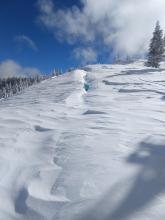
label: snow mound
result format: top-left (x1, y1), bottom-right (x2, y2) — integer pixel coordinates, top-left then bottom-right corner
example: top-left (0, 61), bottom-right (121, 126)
top-left (0, 61), bottom-right (165, 219)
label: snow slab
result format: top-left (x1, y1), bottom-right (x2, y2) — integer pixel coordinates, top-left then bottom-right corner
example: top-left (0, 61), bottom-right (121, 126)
top-left (0, 61), bottom-right (165, 219)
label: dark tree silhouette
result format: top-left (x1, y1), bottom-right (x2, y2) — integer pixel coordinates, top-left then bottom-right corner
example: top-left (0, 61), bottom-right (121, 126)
top-left (146, 21), bottom-right (164, 68)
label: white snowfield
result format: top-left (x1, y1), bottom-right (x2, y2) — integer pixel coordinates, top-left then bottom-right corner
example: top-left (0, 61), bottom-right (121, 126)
top-left (0, 60), bottom-right (165, 220)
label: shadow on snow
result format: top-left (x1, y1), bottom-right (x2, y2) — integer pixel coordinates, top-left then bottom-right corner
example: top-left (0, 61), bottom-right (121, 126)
top-left (76, 137), bottom-right (165, 220)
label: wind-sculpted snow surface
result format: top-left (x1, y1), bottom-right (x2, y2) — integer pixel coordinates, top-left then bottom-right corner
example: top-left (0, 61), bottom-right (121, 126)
top-left (0, 62), bottom-right (165, 219)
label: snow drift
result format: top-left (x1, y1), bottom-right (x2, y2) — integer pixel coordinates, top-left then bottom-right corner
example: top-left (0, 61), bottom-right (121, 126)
top-left (0, 61), bottom-right (165, 219)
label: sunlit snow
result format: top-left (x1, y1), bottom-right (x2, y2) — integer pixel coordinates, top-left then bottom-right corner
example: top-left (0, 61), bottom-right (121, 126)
top-left (0, 61), bottom-right (165, 219)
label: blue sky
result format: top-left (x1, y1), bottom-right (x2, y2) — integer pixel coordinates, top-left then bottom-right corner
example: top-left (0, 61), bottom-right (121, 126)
top-left (0, 0), bottom-right (164, 76)
top-left (0, 0), bottom-right (82, 74)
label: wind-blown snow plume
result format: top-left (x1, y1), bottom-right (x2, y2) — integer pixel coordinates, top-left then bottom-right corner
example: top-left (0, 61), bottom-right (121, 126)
top-left (0, 60), bottom-right (41, 78)
top-left (73, 47), bottom-right (97, 64)
top-left (37, 0), bottom-right (165, 61)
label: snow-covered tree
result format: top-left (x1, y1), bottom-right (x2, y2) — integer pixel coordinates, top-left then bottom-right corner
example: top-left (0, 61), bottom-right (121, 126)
top-left (114, 53), bottom-right (121, 64)
top-left (0, 76), bottom-right (44, 100)
top-left (146, 21), bottom-right (164, 68)
top-left (163, 36), bottom-right (165, 52)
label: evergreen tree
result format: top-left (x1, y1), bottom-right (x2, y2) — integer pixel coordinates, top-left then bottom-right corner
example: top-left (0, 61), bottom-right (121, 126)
top-left (0, 76), bottom-right (44, 100)
top-left (163, 36), bottom-right (165, 52)
top-left (115, 53), bottom-right (121, 64)
top-left (146, 21), bottom-right (164, 68)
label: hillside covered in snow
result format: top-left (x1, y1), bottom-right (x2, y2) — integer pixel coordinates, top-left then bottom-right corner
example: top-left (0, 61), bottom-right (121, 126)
top-left (1, 60), bottom-right (165, 220)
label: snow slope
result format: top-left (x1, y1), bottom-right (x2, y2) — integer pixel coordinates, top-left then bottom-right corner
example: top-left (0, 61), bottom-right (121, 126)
top-left (0, 61), bottom-right (165, 220)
